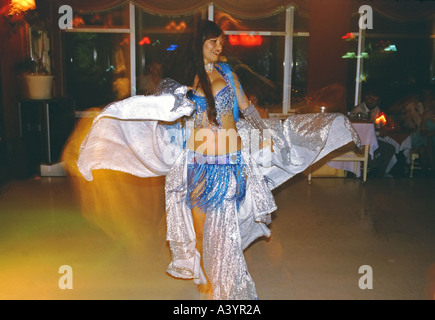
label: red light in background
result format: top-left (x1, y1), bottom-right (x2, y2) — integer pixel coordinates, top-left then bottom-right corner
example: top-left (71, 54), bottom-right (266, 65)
top-left (165, 21), bottom-right (187, 31)
top-left (241, 34), bottom-right (262, 46)
top-left (341, 32), bottom-right (355, 40)
top-left (229, 35), bottom-right (240, 46)
top-left (229, 34), bottom-right (262, 47)
top-left (375, 112), bottom-right (387, 126)
top-left (139, 37), bottom-right (151, 45)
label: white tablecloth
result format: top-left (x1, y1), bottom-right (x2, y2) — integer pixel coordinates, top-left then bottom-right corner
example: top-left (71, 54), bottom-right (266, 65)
top-left (327, 122), bottom-right (379, 177)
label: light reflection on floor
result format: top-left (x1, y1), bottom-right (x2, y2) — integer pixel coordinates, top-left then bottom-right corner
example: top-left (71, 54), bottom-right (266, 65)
top-left (1, 174), bottom-right (435, 300)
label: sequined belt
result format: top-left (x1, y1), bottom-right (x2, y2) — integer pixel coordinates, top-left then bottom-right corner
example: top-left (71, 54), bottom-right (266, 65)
top-left (186, 150), bottom-right (246, 213)
top-left (187, 150), bottom-right (245, 165)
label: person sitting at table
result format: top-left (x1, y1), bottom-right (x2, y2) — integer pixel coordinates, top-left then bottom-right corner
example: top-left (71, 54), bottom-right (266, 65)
top-left (401, 93), bottom-right (426, 134)
top-left (351, 91), bottom-right (396, 177)
top-left (351, 91), bottom-right (381, 121)
top-left (412, 97), bottom-right (435, 174)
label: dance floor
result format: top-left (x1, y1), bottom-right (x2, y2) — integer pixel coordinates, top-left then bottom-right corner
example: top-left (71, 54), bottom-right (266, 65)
top-left (1, 172), bottom-right (435, 300)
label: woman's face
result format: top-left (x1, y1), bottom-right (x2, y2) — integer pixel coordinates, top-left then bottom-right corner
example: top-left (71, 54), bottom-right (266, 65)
top-left (203, 35), bottom-right (224, 65)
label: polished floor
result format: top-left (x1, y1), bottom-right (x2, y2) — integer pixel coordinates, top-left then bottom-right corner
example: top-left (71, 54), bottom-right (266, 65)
top-left (0, 170), bottom-right (434, 300)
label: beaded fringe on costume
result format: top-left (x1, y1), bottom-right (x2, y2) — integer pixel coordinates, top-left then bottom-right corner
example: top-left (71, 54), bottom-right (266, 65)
top-left (165, 149), bottom-right (276, 300)
top-left (185, 151), bottom-right (246, 213)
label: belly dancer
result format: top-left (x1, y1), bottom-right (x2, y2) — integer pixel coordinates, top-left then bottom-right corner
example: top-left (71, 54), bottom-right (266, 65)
top-left (76, 20), bottom-right (361, 300)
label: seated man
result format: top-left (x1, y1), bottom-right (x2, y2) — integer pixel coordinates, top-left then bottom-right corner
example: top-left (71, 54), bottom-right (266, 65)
top-left (352, 92), bottom-right (396, 177)
top-left (351, 92), bottom-right (381, 121)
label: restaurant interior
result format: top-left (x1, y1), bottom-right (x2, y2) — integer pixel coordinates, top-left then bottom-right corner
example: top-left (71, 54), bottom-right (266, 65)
top-left (0, 0), bottom-right (435, 300)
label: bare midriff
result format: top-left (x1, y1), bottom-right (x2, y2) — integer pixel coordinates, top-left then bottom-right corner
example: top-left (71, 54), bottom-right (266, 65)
top-left (186, 113), bottom-right (242, 155)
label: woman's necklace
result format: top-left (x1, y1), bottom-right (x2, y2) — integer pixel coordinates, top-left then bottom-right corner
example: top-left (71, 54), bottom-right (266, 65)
top-left (205, 62), bottom-right (214, 73)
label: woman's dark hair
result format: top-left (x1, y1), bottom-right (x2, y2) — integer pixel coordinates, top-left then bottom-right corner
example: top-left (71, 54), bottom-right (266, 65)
top-left (185, 20), bottom-right (223, 125)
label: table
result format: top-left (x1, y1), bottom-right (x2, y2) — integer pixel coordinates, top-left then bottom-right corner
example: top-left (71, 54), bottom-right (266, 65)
top-left (325, 121), bottom-right (378, 182)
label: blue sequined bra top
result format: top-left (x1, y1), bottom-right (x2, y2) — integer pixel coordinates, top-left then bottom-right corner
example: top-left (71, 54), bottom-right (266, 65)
top-left (187, 64), bottom-right (236, 130)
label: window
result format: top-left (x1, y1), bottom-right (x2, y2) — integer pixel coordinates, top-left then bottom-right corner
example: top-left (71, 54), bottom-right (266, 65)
top-left (349, 11), bottom-right (432, 110)
top-left (61, 3), bottom-right (308, 115)
top-left (290, 11), bottom-right (310, 113)
top-left (70, 5), bottom-right (129, 29)
top-left (213, 6), bottom-right (309, 114)
top-left (135, 9), bottom-right (204, 95)
top-left (215, 8), bottom-right (285, 113)
top-left (62, 3), bottom-right (132, 111)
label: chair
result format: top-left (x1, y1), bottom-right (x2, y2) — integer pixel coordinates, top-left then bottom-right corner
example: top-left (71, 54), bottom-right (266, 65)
top-left (307, 144), bottom-right (370, 183)
top-left (409, 149), bottom-right (420, 178)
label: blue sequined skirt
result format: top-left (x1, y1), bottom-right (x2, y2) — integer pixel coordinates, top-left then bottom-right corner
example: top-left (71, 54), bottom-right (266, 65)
top-left (186, 150), bottom-right (246, 213)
